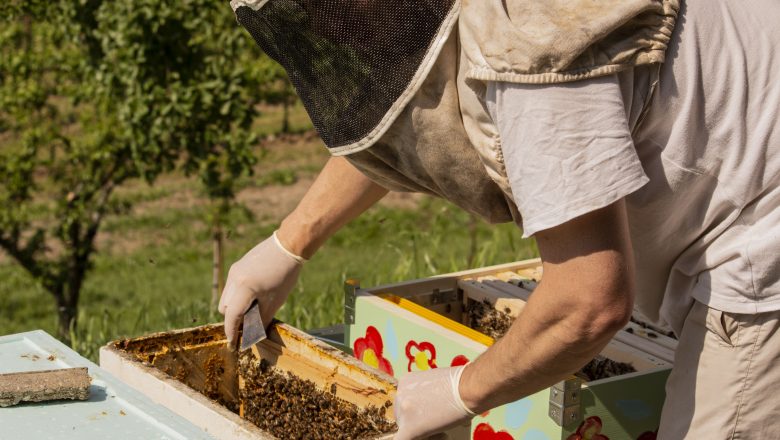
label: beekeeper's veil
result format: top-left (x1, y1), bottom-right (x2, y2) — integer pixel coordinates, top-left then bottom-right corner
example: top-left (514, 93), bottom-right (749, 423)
top-left (230, 0), bottom-right (459, 155)
top-left (231, 0), bottom-right (520, 224)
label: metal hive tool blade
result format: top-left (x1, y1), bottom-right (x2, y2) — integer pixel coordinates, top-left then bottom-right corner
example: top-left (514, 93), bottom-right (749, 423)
top-left (240, 301), bottom-right (266, 351)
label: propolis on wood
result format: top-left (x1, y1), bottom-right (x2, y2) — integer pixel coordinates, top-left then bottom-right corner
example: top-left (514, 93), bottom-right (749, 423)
top-left (101, 322), bottom-right (397, 440)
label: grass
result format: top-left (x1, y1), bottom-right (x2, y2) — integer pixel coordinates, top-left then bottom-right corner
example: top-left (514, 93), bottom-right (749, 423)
top-left (0, 104), bottom-right (539, 362)
top-left (253, 101), bottom-right (314, 137)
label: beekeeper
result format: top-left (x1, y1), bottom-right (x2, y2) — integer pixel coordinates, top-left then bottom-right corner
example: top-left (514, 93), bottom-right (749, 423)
top-left (220, 0), bottom-right (780, 438)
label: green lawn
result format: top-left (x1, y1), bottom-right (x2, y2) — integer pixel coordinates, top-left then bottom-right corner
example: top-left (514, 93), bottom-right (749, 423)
top-left (0, 105), bottom-right (538, 361)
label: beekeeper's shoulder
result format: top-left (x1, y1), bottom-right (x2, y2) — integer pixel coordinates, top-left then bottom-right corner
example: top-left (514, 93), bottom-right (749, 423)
top-left (459, 0), bottom-right (680, 84)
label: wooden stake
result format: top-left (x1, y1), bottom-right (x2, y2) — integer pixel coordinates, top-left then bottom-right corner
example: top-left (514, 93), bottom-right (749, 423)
top-left (211, 224), bottom-right (225, 311)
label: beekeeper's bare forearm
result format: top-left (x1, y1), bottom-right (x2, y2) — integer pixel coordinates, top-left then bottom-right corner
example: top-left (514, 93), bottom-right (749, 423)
top-left (459, 201), bottom-right (635, 412)
top-left (278, 157), bottom-right (388, 259)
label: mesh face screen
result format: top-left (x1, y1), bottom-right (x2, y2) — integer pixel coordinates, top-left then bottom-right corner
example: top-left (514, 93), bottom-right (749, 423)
top-left (235, 0), bottom-right (456, 150)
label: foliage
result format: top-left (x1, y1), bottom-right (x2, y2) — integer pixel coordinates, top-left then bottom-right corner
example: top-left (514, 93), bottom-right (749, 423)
top-left (0, 0), bottom-right (267, 341)
top-left (0, 191), bottom-right (536, 362)
top-left (0, 0), bottom-right (50, 20)
top-left (0, 5), bottom-right (110, 341)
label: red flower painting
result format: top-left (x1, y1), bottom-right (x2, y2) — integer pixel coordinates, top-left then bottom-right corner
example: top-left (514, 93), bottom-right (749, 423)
top-left (473, 423), bottom-right (515, 440)
top-left (405, 340), bottom-right (437, 372)
top-left (450, 355), bottom-right (469, 367)
top-left (566, 416), bottom-right (609, 440)
top-left (353, 326), bottom-right (394, 376)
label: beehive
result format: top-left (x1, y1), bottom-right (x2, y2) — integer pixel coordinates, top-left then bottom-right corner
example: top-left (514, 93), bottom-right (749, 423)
top-left (100, 322), bottom-right (397, 440)
top-left (346, 258), bottom-right (677, 440)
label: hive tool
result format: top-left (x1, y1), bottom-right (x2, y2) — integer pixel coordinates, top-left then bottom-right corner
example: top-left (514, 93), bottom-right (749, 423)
top-left (240, 300), bottom-right (267, 351)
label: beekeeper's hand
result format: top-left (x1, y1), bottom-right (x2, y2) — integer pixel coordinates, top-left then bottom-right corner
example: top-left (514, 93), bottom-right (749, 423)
top-left (394, 365), bottom-right (476, 440)
top-left (219, 231), bottom-right (306, 346)
top-left (217, 157), bottom-right (388, 345)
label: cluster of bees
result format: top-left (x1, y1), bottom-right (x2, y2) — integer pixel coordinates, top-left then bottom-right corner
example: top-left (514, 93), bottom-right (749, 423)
top-left (238, 355), bottom-right (396, 439)
top-left (466, 299), bottom-right (635, 381)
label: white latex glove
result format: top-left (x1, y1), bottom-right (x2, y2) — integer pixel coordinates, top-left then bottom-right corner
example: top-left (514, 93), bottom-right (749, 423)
top-left (219, 231), bottom-right (306, 346)
top-left (394, 365), bottom-right (476, 440)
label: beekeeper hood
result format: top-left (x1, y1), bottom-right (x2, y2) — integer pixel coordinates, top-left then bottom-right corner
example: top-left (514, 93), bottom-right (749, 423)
top-left (231, 0), bottom-right (458, 154)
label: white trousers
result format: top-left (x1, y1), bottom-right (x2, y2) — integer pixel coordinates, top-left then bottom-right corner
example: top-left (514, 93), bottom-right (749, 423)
top-left (659, 300), bottom-right (780, 439)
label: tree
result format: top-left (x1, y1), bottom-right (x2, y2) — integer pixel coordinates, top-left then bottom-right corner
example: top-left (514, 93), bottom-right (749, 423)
top-left (92, 0), bottom-right (264, 311)
top-left (0, 0), bottom-right (264, 341)
top-left (0, 2), bottom-right (117, 341)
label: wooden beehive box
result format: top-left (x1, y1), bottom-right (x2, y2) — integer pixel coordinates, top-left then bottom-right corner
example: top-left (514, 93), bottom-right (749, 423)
top-left (100, 322), bottom-right (397, 440)
top-left (346, 258), bottom-right (677, 440)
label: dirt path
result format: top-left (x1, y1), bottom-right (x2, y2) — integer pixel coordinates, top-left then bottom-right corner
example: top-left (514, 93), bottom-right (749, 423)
top-left (0, 132), bottom-right (428, 263)
top-left (95, 132), bottom-right (424, 256)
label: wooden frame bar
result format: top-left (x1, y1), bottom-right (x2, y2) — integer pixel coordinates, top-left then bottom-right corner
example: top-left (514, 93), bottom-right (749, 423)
top-left (101, 323), bottom-right (396, 440)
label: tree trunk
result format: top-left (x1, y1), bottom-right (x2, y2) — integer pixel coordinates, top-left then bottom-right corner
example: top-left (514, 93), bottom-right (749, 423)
top-left (23, 16), bottom-right (32, 52)
top-left (55, 296), bottom-right (77, 344)
top-left (52, 255), bottom-right (87, 345)
top-left (211, 223), bottom-right (225, 310)
top-left (281, 95), bottom-right (291, 134)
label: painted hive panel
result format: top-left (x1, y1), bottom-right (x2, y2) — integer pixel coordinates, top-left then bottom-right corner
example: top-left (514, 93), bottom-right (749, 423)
top-left (348, 259), bottom-right (675, 440)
